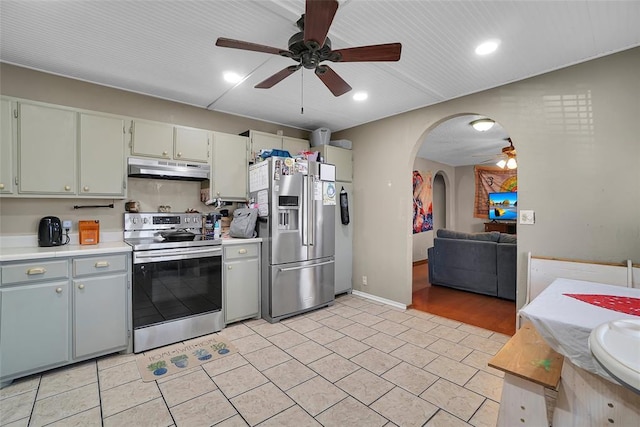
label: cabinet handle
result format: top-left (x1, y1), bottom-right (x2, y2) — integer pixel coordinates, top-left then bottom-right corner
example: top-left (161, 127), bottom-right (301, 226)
top-left (95, 261), bottom-right (110, 268)
top-left (55, 287), bottom-right (63, 294)
top-left (238, 249), bottom-right (247, 254)
top-left (83, 186), bottom-right (90, 192)
top-left (0, 183), bottom-right (4, 190)
top-left (162, 151), bottom-right (169, 156)
top-left (228, 265), bottom-right (232, 270)
top-left (27, 267), bottom-right (46, 275)
top-left (78, 284), bottom-right (85, 290)
top-left (64, 185), bottom-right (71, 191)
top-left (176, 152), bottom-right (182, 157)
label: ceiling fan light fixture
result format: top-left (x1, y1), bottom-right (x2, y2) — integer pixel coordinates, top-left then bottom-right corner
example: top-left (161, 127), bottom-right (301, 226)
top-left (506, 157), bottom-right (518, 169)
top-left (496, 159), bottom-right (507, 169)
top-left (470, 118), bottom-right (495, 132)
top-left (223, 71), bottom-right (242, 83)
top-left (353, 91), bottom-right (368, 101)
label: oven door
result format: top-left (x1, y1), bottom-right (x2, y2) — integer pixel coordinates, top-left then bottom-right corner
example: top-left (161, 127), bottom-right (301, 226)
top-left (132, 246), bottom-right (223, 352)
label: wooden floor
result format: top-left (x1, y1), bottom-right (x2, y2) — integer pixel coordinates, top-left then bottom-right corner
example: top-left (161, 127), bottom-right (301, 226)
top-left (411, 261), bottom-right (516, 336)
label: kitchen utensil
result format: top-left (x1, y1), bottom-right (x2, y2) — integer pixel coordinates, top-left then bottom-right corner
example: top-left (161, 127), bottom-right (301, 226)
top-left (159, 230), bottom-right (195, 241)
top-left (38, 216), bottom-right (63, 247)
top-left (125, 201), bottom-right (140, 212)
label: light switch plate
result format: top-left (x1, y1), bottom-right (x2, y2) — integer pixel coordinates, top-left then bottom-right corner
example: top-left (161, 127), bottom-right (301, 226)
top-left (519, 210), bottom-right (535, 225)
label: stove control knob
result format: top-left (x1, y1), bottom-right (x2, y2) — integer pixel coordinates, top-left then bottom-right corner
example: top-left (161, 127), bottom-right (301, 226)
top-left (132, 218), bottom-right (138, 224)
top-left (143, 218), bottom-right (149, 224)
top-left (194, 217), bottom-right (200, 223)
top-left (185, 218), bottom-right (191, 223)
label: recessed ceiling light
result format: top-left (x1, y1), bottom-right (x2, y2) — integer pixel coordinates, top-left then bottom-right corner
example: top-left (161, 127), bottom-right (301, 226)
top-left (353, 91), bottom-right (368, 101)
top-left (223, 72), bottom-right (242, 83)
top-left (475, 40), bottom-right (500, 56)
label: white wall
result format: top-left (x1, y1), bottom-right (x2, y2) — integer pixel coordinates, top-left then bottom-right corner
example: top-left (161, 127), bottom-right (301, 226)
top-left (337, 48), bottom-right (640, 308)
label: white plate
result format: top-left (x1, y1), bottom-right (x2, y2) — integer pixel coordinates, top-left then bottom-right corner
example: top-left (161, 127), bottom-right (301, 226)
top-left (589, 319), bottom-right (640, 392)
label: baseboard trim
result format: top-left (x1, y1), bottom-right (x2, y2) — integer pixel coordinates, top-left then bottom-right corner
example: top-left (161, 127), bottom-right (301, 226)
top-left (352, 290), bottom-right (407, 310)
top-left (413, 259), bottom-right (428, 267)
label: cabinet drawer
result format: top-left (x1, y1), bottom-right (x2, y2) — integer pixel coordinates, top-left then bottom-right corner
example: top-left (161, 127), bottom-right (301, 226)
top-left (224, 244), bottom-right (259, 260)
top-left (2, 260), bottom-right (69, 285)
top-left (73, 254), bottom-right (128, 276)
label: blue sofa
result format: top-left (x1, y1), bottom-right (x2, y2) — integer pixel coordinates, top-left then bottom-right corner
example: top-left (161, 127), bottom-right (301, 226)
top-left (427, 229), bottom-right (516, 300)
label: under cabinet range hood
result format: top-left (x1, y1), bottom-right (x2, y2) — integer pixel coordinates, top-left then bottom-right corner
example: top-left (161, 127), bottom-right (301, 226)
top-left (127, 157), bottom-right (210, 181)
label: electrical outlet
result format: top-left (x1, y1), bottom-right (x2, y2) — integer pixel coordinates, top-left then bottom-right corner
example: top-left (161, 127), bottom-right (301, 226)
top-left (62, 220), bottom-right (72, 229)
top-left (362, 275), bottom-right (368, 286)
top-left (519, 210), bottom-right (535, 225)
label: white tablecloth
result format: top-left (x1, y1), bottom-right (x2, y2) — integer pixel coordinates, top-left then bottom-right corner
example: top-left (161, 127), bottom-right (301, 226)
top-left (519, 278), bottom-right (640, 382)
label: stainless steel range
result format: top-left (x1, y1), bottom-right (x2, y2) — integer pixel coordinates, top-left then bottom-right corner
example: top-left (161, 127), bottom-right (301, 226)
top-left (124, 212), bottom-right (223, 353)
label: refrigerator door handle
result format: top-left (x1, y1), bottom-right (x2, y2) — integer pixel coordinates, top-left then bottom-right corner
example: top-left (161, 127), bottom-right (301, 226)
top-left (309, 175), bottom-right (315, 246)
top-left (278, 260), bottom-right (334, 272)
top-left (302, 175), bottom-right (308, 245)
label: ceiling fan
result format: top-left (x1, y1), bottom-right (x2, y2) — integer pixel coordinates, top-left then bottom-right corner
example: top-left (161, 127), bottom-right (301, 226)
top-left (215, 0), bottom-right (402, 97)
top-left (477, 138), bottom-right (518, 169)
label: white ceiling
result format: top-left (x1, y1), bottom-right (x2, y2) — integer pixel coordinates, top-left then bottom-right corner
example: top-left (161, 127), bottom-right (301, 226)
top-left (1, 1), bottom-right (639, 165)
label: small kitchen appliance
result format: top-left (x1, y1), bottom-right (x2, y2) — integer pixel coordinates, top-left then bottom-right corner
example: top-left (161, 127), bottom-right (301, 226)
top-left (38, 216), bottom-right (63, 247)
top-left (78, 220), bottom-right (100, 245)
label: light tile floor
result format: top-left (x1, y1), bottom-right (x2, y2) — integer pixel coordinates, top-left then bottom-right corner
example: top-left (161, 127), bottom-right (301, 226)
top-left (0, 294), bottom-right (512, 427)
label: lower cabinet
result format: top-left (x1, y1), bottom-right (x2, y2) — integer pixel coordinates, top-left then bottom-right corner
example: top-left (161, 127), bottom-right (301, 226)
top-left (0, 252), bottom-right (131, 385)
top-left (0, 281), bottom-right (70, 380)
top-left (223, 243), bottom-right (260, 324)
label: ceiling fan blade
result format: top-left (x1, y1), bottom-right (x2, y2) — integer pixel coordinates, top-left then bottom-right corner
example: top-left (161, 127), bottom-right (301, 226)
top-left (216, 38), bottom-right (286, 56)
top-left (304, 0), bottom-right (338, 49)
top-left (255, 65), bottom-right (300, 89)
top-left (331, 43), bottom-right (402, 62)
top-left (315, 65), bottom-right (352, 97)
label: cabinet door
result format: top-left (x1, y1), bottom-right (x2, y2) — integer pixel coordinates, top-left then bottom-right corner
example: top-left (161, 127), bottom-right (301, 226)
top-left (251, 131), bottom-right (282, 161)
top-left (1, 98), bottom-right (15, 194)
top-left (18, 102), bottom-right (76, 194)
top-left (212, 132), bottom-right (248, 200)
top-left (175, 126), bottom-right (209, 163)
top-left (73, 273), bottom-right (128, 359)
top-left (282, 136), bottom-right (310, 156)
top-left (131, 119), bottom-right (173, 159)
top-left (224, 257), bottom-right (259, 324)
top-left (0, 281), bottom-right (70, 379)
top-left (322, 145), bottom-right (352, 182)
top-left (79, 113), bottom-right (126, 197)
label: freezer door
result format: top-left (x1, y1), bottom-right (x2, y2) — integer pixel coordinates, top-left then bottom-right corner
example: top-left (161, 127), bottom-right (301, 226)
top-left (269, 258), bottom-right (335, 319)
top-left (271, 170), bottom-right (307, 264)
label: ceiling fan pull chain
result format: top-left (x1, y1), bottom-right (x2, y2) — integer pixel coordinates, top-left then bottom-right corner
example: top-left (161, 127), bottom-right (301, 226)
top-left (300, 67), bottom-right (304, 114)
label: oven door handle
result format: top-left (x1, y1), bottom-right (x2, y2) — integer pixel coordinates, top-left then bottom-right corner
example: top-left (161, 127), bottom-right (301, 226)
top-left (135, 247), bottom-right (222, 260)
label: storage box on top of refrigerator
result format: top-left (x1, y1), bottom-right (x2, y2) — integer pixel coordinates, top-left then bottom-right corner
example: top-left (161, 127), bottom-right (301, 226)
top-left (249, 157), bottom-right (336, 323)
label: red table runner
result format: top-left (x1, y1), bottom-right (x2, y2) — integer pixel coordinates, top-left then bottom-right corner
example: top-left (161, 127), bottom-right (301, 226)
top-left (564, 294), bottom-right (640, 316)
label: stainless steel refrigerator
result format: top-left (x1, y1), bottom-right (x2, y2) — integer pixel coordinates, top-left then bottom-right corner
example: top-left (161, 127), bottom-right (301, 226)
top-left (249, 157), bottom-right (336, 323)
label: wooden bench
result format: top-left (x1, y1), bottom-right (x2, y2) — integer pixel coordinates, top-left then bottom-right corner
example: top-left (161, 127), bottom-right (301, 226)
top-left (489, 323), bottom-right (564, 427)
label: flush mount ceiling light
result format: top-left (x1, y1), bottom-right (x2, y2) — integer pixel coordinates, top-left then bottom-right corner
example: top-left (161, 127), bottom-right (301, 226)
top-left (470, 118), bottom-right (495, 132)
top-left (223, 72), bottom-right (242, 83)
top-left (475, 40), bottom-right (500, 56)
top-left (353, 91), bottom-right (368, 101)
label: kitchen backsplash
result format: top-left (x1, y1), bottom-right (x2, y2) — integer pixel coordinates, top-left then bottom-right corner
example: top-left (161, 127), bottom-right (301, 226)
top-left (0, 178), bottom-right (222, 236)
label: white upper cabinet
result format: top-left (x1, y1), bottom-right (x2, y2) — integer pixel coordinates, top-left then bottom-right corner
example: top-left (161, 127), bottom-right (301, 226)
top-left (175, 126), bottom-right (209, 163)
top-left (131, 119), bottom-right (209, 163)
top-left (18, 102), bottom-right (77, 194)
top-left (248, 130), bottom-right (309, 162)
top-left (210, 132), bottom-right (248, 201)
top-left (282, 136), bottom-right (310, 157)
top-left (79, 113), bottom-right (126, 197)
top-left (0, 98), bottom-right (15, 194)
top-left (321, 145), bottom-right (352, 182)
top-left (130, 119), bottom-right (174, 159)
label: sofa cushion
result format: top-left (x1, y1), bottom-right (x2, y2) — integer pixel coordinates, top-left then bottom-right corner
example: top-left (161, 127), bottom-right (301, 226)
top-left (498, 233), bottom-right (517, 244)
top-left (436, 229), bottom-right (500, 242)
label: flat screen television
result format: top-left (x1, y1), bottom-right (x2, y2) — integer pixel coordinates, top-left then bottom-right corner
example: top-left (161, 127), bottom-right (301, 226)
top-left (488, 191), bottom-right (517, 221)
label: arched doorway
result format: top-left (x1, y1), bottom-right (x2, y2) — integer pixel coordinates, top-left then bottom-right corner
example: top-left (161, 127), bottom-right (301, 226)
top-left (411, 114), bottom-right (517, 335)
